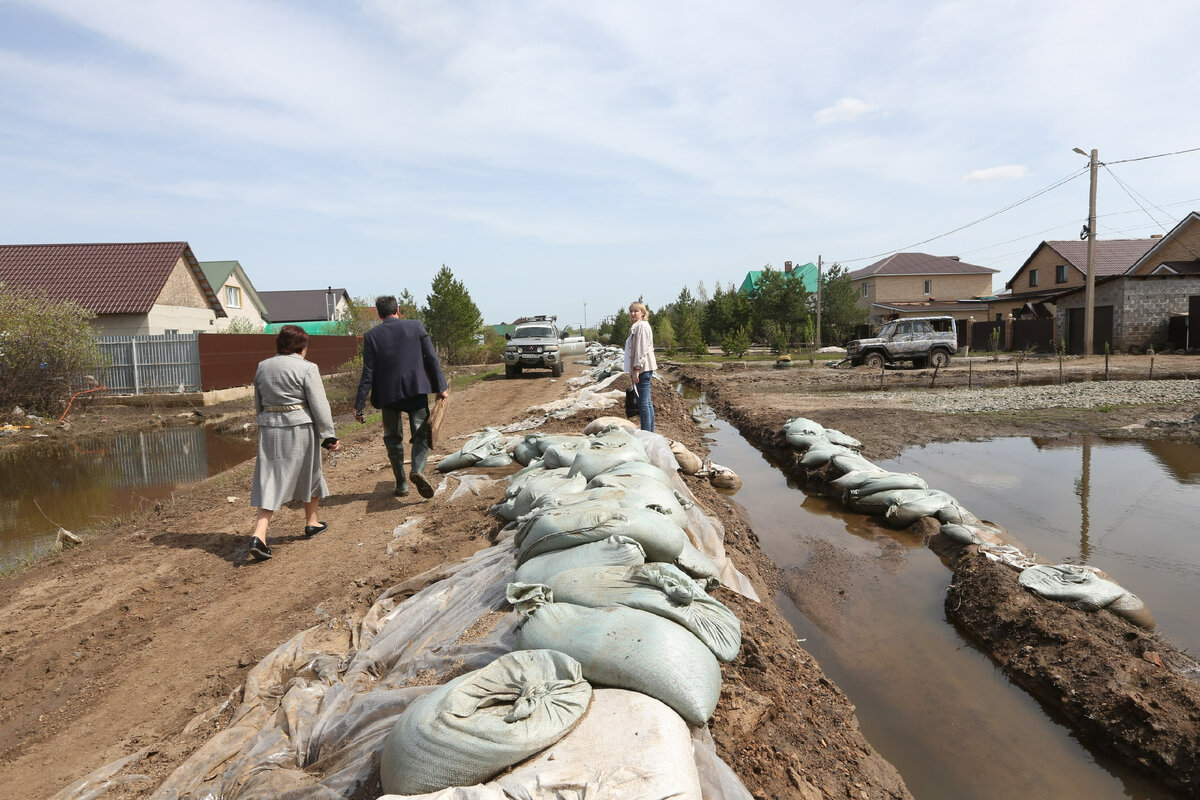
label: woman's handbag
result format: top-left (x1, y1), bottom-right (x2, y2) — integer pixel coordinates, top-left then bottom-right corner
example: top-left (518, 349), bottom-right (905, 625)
top-left (624, 386), bottom-right (639, 418)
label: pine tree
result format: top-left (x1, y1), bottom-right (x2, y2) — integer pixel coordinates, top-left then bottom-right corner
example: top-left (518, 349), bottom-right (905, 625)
top-left (422, 265), bottom-right (483, 364)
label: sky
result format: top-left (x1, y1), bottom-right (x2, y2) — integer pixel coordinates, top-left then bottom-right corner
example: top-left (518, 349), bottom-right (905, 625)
top-left (3, 0), bottom-right (1200, 329)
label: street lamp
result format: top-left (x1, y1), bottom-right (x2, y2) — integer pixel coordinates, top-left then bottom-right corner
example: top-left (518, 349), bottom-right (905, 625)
top-left (1073, 147), bottom-right (1098, 355)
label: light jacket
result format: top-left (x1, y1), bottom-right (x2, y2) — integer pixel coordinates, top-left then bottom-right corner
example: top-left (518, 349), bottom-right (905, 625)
top-left (624, 319), bottom-right (657, 375)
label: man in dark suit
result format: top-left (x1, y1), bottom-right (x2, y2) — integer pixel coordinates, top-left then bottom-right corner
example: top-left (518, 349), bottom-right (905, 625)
top-left (355, 295), bottom-right (449, 498)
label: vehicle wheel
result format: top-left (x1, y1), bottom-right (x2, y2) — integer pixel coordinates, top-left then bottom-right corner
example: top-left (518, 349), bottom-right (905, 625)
top-left (864, 352), bottom-right (885, 370)
top-left (552, 361), bottom-right (563, 377)
top-left (505, 365), bottom-right (517, 379)
top-left (930, 350), bottom-right (951, 368)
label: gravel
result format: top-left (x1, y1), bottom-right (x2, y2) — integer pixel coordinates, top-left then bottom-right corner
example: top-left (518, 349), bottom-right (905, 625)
top-left (858, 379), bottom-right (1200, 414)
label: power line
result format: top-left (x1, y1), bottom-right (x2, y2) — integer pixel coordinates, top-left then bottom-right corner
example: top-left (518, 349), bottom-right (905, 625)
top-left (1106, 145), bottom-right (1200, 165)
top-left (838, 167), bottom-right (1089, 265)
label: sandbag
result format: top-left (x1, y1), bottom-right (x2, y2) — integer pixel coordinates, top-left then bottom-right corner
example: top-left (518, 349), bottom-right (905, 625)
top-left (844, 472), bottom-right (929, 501)
top-left (494, 469), bottom-right (586, 522)
top-left (1018, 564), bottom-right (1129, 610)
top-left (844, 487), bottom-right (934, 515)
top-left (583, 416), bottom-right (637, 435)
top-left (883, 489), bottom-right (960, 528)
top-left (822, 428), bottom-right (862, 450)
top-left (668, 439), bottom-right (704, 475)
top-left (436, 428), bottom-right (511, 472)
top-left (515, 503), bottom-right (686, 565)
top-left (828, 468), bottom-right (890, 494)
top-left (674, 539), bottom-right (722, 589)
top-left (541, 441), bottom-right (587, 470)
top-left (782, 417), bottom-right (826, 449)
top-left (585, 472), bottom-right (692, 524)
top-left (507, 584), bottom-right (722, 725)
top-left (830, 452), bottom-right (878, 475)
top-left (799, 443), bottom-right (854, 470)
top-left (587, 460), bottom-right (674, 487)
top-left (379, 649), bottom-right (591, 795)
top-left (513, 535), bottom-right (647, 586)
top-left (567, 439), bottom-right (649, 481)
top-left (547, 564), bottom-right (741, 661)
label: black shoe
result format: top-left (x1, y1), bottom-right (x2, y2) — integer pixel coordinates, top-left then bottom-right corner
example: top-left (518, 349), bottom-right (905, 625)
top-left (249, 537), bottom-right (272, 561)
top-left (304, 522), bottom-right (329, 538)
top-left (411, 471), bottom-right (434, 499)
top-left (393, 484), bottom-right (410, 497)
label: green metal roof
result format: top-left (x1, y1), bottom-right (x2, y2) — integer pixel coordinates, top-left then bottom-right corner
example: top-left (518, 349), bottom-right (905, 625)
top-left (264, 320), bottom-right (346, 335)
top-left (739, 262), bottom-right (818, 294)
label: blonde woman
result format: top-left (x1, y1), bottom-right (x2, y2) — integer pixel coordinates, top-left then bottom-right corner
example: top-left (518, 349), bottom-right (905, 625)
top-left (623, 301), bottom-right (657, 432)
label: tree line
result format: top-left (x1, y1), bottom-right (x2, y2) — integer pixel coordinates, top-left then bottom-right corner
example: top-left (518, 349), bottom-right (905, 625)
top-left (598, 263), bottom-right (865, 357)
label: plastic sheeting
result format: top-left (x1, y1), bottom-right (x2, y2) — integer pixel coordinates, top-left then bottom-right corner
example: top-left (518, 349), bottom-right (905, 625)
top-left (437, 428), bottom-right (512, 472)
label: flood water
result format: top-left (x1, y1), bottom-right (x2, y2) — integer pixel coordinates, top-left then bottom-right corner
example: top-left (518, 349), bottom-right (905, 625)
top-left (0, 426), bottom-right (257, 567)
top-left (691, 390), bottom-right (1193, 800)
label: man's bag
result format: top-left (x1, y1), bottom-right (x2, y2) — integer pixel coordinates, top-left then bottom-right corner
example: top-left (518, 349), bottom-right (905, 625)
top-left (625, 386), bottom-right (639, 418)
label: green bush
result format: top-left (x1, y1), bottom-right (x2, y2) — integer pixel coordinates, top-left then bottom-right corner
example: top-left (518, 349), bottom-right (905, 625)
top-left (0, 285), bottom-right (105, 417)
top-left (721, 327), bottom-right (750, 358)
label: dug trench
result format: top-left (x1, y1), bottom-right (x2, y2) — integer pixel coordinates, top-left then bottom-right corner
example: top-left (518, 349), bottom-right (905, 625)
top-left (672, 357), bottom-right (1200, 797)
top-left (0, 360), bottom-right (913, 800)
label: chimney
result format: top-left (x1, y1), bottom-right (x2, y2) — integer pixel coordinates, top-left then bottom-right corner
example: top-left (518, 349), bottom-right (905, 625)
top-left (1151, 234), bottom-right (1164, 239)
top-left (948, 256), bottom-right (961, 261)
top-left (784, 261), bottom-right (793, 273)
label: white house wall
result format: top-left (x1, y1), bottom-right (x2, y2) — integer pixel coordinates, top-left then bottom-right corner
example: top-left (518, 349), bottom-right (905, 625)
top-left (214, 271), bottom-right (267, 330)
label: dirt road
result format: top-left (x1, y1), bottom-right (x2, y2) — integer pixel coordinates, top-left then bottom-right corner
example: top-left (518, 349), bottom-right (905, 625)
top-left (0, 361), bottom-right (911, 800)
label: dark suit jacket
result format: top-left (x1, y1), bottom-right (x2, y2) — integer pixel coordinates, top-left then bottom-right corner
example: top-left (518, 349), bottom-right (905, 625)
top-left (355, 317), bottom-right (447, 410)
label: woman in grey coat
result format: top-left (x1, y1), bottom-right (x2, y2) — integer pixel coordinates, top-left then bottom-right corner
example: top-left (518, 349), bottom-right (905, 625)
top-left (248, 325), bottom-right (341, 561)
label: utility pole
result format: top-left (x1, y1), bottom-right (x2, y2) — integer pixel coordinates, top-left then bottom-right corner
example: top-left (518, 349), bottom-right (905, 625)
top-left (1074, 147), bottom-right (1098, 355)
top-left (815, 255), bottom-right (823, 350)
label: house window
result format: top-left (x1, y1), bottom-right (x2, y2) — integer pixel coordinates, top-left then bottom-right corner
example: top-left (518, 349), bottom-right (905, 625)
top-left (224, 285), bottom-right (242, 308)
top-left (1028, 269), bottom-right (1039, 288)
top-left (1055, 264), bottom-right (1068, 284)
top-left (923, 279), bottom-right (932, 295)
top-left (861, 283), bottom-right (868, 297)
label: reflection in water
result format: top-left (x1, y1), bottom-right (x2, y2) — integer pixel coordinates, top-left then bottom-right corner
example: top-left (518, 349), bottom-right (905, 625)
top-left (881, 436), bottom-right (1200, 656)
top-left (1, 426), bottom-right (257, 565)
top-left (689, 398), bottom-right (1183, 800)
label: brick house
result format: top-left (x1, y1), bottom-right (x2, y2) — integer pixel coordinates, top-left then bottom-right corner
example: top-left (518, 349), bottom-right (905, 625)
top-left (1054, 212), bottom-right (1200, 353)
top-left (847, 253), bottom-right (998, 325)
top-left (993, 238), bottom-right (1158, 323)
top-left (0, 242), bottom-right (225, 335)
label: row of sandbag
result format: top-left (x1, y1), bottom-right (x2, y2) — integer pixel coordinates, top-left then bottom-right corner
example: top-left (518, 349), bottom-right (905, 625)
top-left (378, 422), bottom-right (745, 798)
top-left (781, 416), bottom-right (1154, 628)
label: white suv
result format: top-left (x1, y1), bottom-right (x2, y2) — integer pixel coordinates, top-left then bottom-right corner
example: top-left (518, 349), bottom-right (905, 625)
top-left (503, 316), bottom-right (564, 378)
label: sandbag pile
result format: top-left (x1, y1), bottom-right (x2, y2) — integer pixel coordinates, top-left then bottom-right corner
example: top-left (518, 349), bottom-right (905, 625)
top-left (376, 422), bottom-right (747, 798)
top-left (780, 415), bottom-right (1154, 629)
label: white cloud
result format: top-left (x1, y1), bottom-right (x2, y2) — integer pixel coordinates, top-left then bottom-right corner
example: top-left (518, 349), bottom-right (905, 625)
top-left (964, 165), bottom-right (1029, 182)
top-left (813, 98), bottom-right (877, 125)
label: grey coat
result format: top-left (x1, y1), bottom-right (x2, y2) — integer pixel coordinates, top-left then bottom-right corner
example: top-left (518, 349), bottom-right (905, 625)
top-left (254, 353), bottom-right (335, 440)
top-left (250, 353), bottom-right (336, 511)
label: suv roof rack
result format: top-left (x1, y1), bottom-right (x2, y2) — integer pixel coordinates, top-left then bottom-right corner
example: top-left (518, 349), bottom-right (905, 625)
top-left (513, 315), bottom-right (557, 325)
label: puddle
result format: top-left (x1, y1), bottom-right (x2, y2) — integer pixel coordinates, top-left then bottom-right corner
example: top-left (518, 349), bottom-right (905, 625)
top-left (686, 388), bottom-right (1186, 800)
top-left (0, 425), bottom-right (257, 566)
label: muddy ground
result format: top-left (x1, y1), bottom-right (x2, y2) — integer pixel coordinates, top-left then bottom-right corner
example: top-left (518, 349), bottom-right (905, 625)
top-left (2, 354), bottom-right (1199, 798)
top-left (0, 360), bottom-right (912, 800)
top-left (673, 353), bottom-right (1200, 796)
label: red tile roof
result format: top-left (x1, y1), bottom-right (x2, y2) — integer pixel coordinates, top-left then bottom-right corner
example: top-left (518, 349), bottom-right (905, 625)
top-left (848, 252), bottom-right (998, 278)
top-left (0, 242), bottom-right (221, 315)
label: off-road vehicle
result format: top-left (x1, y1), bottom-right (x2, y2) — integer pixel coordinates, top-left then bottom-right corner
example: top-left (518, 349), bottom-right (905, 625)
top-left (503, 315), bottom-right (565, 378)
top-left (844, 316), bottom-right (958, 369)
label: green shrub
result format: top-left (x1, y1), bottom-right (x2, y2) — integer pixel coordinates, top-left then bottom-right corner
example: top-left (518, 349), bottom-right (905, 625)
top-left (0, 284), bottom-right (105, 417)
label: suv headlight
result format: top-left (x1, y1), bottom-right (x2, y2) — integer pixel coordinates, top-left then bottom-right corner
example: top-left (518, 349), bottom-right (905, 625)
top-left (505, 345), bottom-right (517, 353)
top-left (545, 344), bottom-right (559, 351)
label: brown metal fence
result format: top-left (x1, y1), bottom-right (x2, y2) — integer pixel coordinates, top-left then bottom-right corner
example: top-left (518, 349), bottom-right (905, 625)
top-left (197, 333), bottom-right (361, 391)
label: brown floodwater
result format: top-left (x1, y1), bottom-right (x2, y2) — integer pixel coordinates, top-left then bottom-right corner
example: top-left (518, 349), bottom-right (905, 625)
top-left (693, 393), bottom-right (1193, 800)
top-left (0, 426), bottom-right (257, 567)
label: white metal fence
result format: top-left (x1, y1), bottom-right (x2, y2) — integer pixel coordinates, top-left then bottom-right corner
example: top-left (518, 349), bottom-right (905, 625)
top-left (94, 333), bottom-right (201, 395)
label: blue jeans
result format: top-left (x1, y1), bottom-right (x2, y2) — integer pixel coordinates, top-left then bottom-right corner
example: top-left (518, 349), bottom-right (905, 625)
top-left (636, 370), bottom-right (654, 432)
top-left (382, 405), bottom-right (430, 488)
